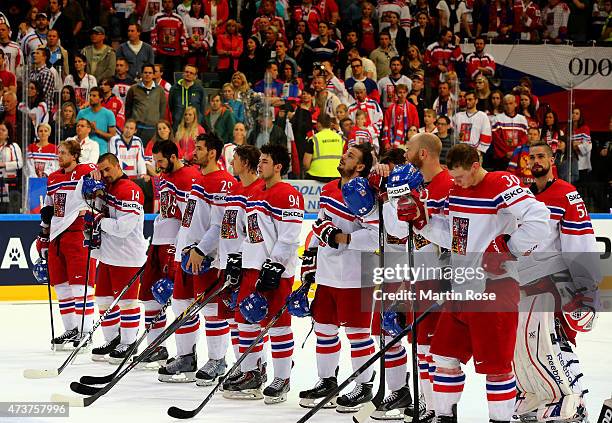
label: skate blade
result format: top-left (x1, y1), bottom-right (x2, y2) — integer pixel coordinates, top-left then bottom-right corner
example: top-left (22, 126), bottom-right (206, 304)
top-left (195, 377), bottom-right (218, 387)
top-left (264, 393), bottom-right (288, 405)
top-left (107, 356), bottom-right (132, 365)
top-left (222, 389), bottom-right (264, 400)
top-left (336, 403), bottom-right (366, 413)
top-left (91, 354), bottom-right (108, 362)
top-left (299, 397), bottom-right (338, 409)
top-left (370, 408), bottom-right (406, 420)
top-left (134, 359), bottom-right (164, 370)
top-left (404, 411), bottom-right (435, 423)
top-left (158, 372), bottom-right (196, 383)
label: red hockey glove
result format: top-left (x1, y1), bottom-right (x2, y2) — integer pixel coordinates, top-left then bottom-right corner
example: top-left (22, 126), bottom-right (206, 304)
top-left (312, 219), bottom-right (341, 249)
top-left (36, 232), bottom-right (49, 259)
top-left (562, 288), bottom-right (599, 332)
top-left (367, 171), bottom-right (388, 202)
top-left (482, 234), bottom-right (516, 275)
top-left (396, 192), bottom-right (427, 229)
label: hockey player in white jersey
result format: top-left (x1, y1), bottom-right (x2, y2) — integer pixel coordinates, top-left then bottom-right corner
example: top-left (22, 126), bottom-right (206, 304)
top-left (298, 143), bottom-right (380, 413)
top-left (158, 133), bottom-right (237, 383)
top-left (88, 153), bottom-right (148, 363)
top-left (513, 142), bottom-right (602, 423)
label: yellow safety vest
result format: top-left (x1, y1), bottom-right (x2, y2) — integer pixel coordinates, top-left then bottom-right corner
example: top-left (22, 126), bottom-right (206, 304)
top-left (307, 128), bottom-right (343, 178)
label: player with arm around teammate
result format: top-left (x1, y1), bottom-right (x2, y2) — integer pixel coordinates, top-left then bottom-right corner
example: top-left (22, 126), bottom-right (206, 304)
top-left (376, 134), bottom-right (455, 422)
top-left (224, 144), bottom-right (304, 404)
top-left (396, 143), bottom-right (550, 423)
top-left (88, 153), bottom-right (148, 363)
top-left (36, 139), bottom-right (100, 350)
top-left (298, 143), bottom-right (381, 414)
top-left (512, 142), bottom-right (602, 423)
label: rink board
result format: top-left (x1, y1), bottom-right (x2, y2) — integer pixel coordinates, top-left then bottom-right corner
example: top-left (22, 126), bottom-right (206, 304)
top-left (0, 213), bottom-right (611, 301)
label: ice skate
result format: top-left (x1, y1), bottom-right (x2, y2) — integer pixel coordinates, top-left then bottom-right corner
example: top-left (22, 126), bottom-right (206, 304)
top-left (134, 346), bottom-right (169, 370)
top-left (91, 335), bottom-right (120, 361)
top-left (51, 328), bottom-right (78, 351)
top-left (371, 385), bottom-right (413, 420)
top-left (263, 377), bottom-right (290, 404)
top-left (336, 379), bottom-right (374, 413)
top-left (158, 347), bottom-right (197, 383)
top-left (195, 358), bottom-right (227, 387)
top-left (108, 342), bottom-right (137, 365)
top-left (222, 369), bottom-right (264, 400)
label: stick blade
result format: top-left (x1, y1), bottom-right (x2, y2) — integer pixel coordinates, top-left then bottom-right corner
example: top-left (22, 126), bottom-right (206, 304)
top-left (70, 381), bottom-right (101, 395)
top-left (50, 393), bottom-right (85, 407)
top-left (168, 406), bottom-right (198, 419)
top-left (352, 401), bottom-right (377, 423)
top-left (23, 368), bottom-right (59, 379)
top-left (80, 374), bottom-right (113, 385)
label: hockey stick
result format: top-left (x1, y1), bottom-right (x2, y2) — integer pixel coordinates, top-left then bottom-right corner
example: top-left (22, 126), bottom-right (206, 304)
top-left (79, 207), bottom-right (95, 339)
top-left (23, 264), bottom-right (146, 379)
top-left (167, 282), bottom-right (311, 420)
top-left (47, 280), bottom-right (56, 352)
top-left (352, 199), bottom-right (387, 423)
top-left (50, 278), bottom-right (229, 407)
top-left (70, 300), bottom-right (171, 393)
top-left (408, 223), bottom-right (420, 423)
top-left (297, 301), bottom-right (442, 423)
top-left (74, 275), bottom-right (221, 387)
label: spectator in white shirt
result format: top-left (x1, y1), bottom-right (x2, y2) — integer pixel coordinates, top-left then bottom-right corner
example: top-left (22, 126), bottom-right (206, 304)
top-left (67, 118), bottom-right (99, 164)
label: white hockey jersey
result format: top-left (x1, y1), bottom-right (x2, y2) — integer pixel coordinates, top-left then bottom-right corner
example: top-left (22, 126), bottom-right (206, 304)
top-left (175, 169), bottom-right (236, 266)
top-left (218, 178), bottom-right (265, 269)
top-left (452, 110), bottom-right (492, 154)
top-left (108, 135), bottom-right (147, 177)
top-left (152, 165), bottom-right (201, 246)
top-left (517, 179), bottom-right (601, 290)
top-left (45, 163), bottom-right (98, 241)
top-left (310, 180), bottom-right (379, 289)
top-left (417, 171), bottom-right (550, 285)
top-left (242, 181), bottom-right (304, 277)
top-left (92, 176), bottom-right (148, 267)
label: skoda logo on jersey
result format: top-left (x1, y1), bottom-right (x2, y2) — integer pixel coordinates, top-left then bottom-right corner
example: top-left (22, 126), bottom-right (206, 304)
top-left (503, 187), bottom-right (524, 202)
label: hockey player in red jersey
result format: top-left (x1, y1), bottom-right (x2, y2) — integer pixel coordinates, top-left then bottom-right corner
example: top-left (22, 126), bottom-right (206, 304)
top-left (37, 139), bottom-right (99, 350)
top-left (396, 143), bottom-right (550, 423)
top-left (136, 141), bottom-right (200, 368)
top-left (88, 153), bottom-right (148, 363)
top-left (225, 144), bottom-right (304, 404)
top-left (298, 143), bottom-right (380, 413)
top-left (218, 145), bottom-right (267, 387)
top-left (380, 134), bottom-right (455, 421)
top-left (513, 142), bottom-right (601, 423)
top-left (157, 133), bottom-right (237, 383)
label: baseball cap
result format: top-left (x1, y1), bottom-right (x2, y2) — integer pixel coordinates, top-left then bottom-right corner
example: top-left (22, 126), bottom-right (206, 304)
top-left (36, 13), bottom-right (48, 19)
top-left (91, 26), bottom-right (106, 35)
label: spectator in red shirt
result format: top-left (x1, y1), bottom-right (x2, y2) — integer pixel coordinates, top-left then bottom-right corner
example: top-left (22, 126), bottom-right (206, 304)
top-left (424, 28), bottom-right (463, 90)
top-left (216, 19), bottom-right (243, 83)
top-left (0, 50), bottom-right (16, 94)
top-left (464, 36), bottom-right (496, 87)
top-left (151, 0), bottom-right (188, 82)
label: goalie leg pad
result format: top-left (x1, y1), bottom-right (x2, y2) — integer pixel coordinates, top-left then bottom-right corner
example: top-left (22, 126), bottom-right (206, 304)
top-left (514, 292), bottom-right (581, 421)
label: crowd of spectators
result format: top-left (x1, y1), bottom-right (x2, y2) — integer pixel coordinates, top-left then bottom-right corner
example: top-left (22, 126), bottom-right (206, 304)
top-left (0, 0), bottom-right (610, 214)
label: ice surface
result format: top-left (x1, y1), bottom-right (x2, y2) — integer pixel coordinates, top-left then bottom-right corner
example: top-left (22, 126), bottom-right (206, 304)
top-left (2, 301), bottom-right (610, 423)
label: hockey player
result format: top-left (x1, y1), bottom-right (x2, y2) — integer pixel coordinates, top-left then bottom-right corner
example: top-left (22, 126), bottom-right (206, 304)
top-left (218, 145), bottom-right (266, 386)
top-left (513, 142), bottom-right (601, 422)
top-left (136, 141), bottom-right (201, 368)
top-left (396, 143), bottom-right (550, 423)
top-left (299, 143), bottom-right (380, 413)
top-left (225, 144), bottom-right (304, 404)
top-left (89, 153), bottom-right (148, 363)
top-left (379, 134), bottom-right (455, 422)
top-left (365, 149), bottom-right (419, 421)
top-left (36, 139), bottom-right (98, 350)
top-left (158, 133), bottom-right (237, 383)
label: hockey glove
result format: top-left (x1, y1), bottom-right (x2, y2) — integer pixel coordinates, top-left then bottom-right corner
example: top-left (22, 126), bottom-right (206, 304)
top-left (36, 231), bottom-right (50, 259)
top-left (562, 287), bottom-right (600, 332)
top-left (312, 218), bottom-right (341, 249)
top-left (256, 259), bottom-right (286, 292)
top-left (300, 248), bottom-right (317, 285)
top-left (396, 192), bottom-right (427, 229)
top-left (225, 253), bottom-right (243, 287)
top-left (482, 234), bottom-right (516, 276)
top-left (367, 170), bottom-right (388, 202)
top-left (81, 176), bottom-right (106, 200)
top-left (84, 211), bottom-right (104, 234)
